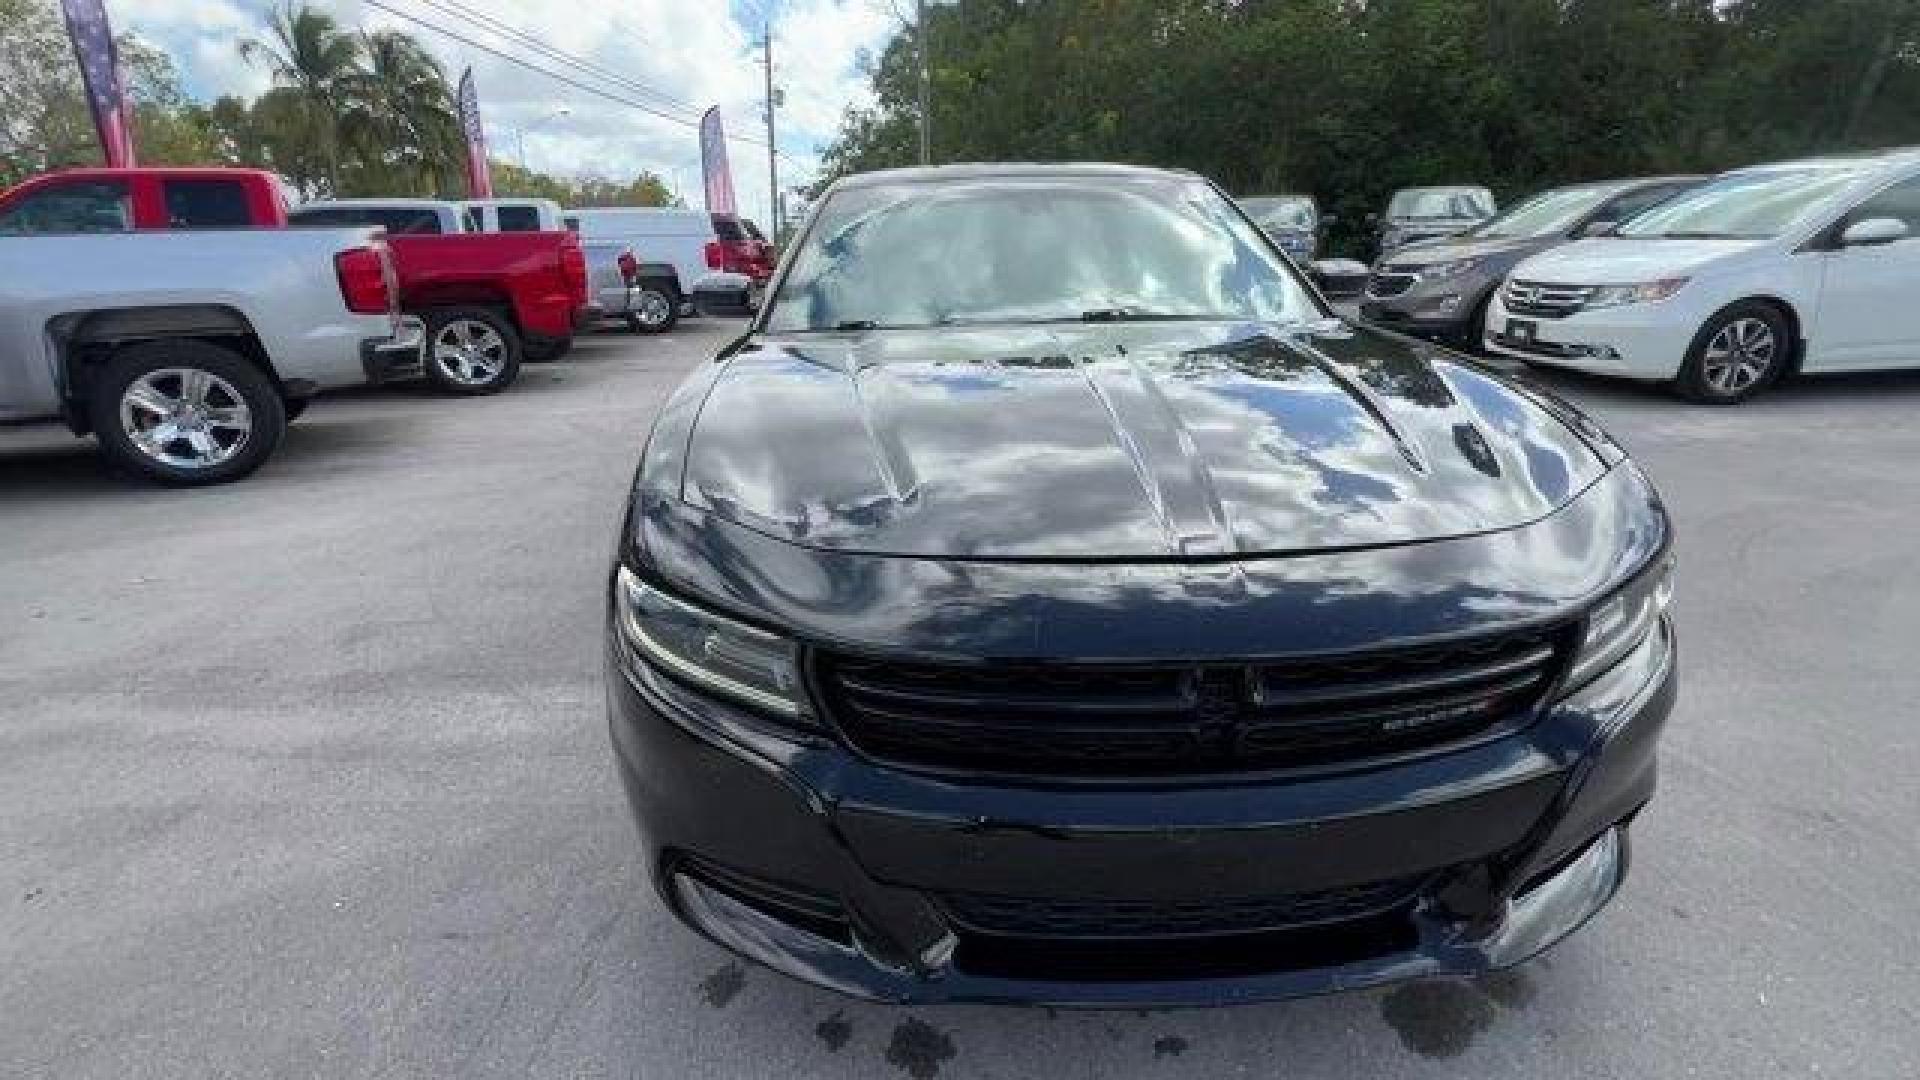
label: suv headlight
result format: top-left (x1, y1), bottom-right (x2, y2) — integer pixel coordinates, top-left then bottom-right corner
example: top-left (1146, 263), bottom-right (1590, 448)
top-left (1564, 555), bottom-right (1675, 692)
top-left (1584, 278), bottom-right (1688, 309)
top-left (613, 566), bottom-right (810, 721)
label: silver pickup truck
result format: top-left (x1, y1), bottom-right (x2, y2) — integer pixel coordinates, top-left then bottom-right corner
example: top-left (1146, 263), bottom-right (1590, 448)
top-left (0, 228), bottom-right (422, 485)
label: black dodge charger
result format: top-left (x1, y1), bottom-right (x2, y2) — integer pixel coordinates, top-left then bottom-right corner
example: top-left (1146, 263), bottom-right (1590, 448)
top-left (606, 163), bottom-right (1676, 1006)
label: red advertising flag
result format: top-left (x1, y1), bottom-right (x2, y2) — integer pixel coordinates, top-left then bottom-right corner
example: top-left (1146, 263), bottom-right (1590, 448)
top-left (457, 68), bottom-right (493, 199)
top-left (59, 0), bottom-right (136, 167)
top-left (700, 107), bottom-right (737, 215)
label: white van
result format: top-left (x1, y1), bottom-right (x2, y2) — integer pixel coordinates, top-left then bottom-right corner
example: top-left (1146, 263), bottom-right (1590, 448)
top-left (565, 208), bottom-right (717, 301)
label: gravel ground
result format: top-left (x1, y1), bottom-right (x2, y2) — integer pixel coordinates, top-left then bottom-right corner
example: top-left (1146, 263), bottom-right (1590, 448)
top-left (2, 319), bottom-right (1917, 1079)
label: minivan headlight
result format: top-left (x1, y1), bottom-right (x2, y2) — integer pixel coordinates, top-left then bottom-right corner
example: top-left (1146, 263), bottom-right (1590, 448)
top-left (1564, 556), bottom-right (1675, 692)
top-left (613, 566), bottom-right (808, 720)
top-left (1584, 278), bottom-right (1689, 309)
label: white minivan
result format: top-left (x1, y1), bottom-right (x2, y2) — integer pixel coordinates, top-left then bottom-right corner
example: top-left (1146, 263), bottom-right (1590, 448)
top-left (1486, 147), bottom-right (1920, 403)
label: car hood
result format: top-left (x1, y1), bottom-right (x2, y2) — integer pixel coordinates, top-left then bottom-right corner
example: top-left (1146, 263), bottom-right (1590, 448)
top-left (676, 321), bottom-right (1607, 560)
top-left (1381, 235), bottom-right (1554, 270)
top-left (1387, 217), bottom-right (1484, 238)
top-left (1513, 236), bottom-right (1768, 282)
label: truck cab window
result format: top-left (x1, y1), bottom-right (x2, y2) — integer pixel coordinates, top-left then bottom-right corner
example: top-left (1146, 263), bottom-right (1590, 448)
top-left (163, 179), bottom-right (253, 229)
top-left (495, 205), bottom-right (541, 231)
top-left (0, 181), bottom-right (132, 234)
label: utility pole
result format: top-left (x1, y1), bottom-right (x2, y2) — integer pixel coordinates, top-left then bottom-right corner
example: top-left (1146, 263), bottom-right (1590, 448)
top-left (916, 0), bottom-right (930, 165)
top-left (763, 28), bottom-right (780, 238)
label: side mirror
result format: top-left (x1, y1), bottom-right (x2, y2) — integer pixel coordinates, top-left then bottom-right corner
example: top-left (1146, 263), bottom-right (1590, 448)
top-left (1840, 217), bottom-right (1908, 247)
top-left (1577, 219), bottom-right (1618, 239)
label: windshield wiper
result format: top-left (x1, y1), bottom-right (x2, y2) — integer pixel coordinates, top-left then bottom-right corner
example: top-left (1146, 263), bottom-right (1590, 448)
top-left (832, 320), bottom-right (880, 331)
top-left (1656, 231), bottom-right (1754, 239)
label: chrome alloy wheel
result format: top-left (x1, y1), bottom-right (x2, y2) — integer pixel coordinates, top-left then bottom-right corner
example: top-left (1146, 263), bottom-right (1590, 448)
top-left (634, 289), bottom-right (673, 328)
top-left (1701, 317), bottom-right (1777, 396)
top-left (431, 318), bottom-right (509, 386)
top-left (118, 367), bottom-right (253, 470)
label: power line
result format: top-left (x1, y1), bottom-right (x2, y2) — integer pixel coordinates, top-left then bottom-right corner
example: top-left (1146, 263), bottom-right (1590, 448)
top-left (359, 0), bottom-right (774, 149)
top-left (405, 0), bottom-right (702, 122)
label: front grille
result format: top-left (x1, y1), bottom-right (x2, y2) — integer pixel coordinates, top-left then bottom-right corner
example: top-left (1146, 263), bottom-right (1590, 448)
top-left (817, 626), bottom-right (1571, 779)
top-left (1366, 270), bottom-right (1419, 297)
top-left (941, 873), bottom-right (1428, 939)
top-left (1503, 278), bottom-right (1593, 318)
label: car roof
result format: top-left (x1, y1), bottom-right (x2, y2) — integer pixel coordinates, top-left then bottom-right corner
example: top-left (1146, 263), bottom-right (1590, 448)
top-left (833, 161), bottom-right (1199, 190)
top-left (1735, 147), bottom-right (1920, 174)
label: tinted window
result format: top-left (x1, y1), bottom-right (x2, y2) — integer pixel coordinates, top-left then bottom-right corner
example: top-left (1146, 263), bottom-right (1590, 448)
top-left (1619, 167), bottom-right (1864, 239)
top-left (463, 207), bottom-right (483, 232)
top-left (1840, 174), bottom-right (1920, 236)
top-left (163, 179), bottom-right (253, 229)
top-left (288, 206), bottom-right (445, 234)
top-left (765, 176), bottom-right (1320, 332)
top-left (0, 180), bottom-right (131, 234)
top-left (711, 216), bottom-right (747, 242)
top-left (496, 205), bottom-right (542, 231)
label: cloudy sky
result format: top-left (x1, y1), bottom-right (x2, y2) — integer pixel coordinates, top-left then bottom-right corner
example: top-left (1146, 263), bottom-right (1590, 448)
top-left (112, 0), bottom-right (901, 224)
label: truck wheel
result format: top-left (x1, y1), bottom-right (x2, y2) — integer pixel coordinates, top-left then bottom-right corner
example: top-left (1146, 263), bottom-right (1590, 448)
top-left (88, 340), bottom-right (286, 486)
top-left (626, 284), bottom-right (679, 334)
top-left (424, 307), bottom-right (521, 395)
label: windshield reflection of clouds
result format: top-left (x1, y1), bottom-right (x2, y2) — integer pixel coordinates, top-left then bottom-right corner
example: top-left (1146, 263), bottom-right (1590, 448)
top-left (766, 178), bottom-right (1317, 331)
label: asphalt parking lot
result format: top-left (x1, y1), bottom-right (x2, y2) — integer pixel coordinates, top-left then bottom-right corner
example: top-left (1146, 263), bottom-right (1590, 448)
top-left (3, 318), bottom-right (1917, 1079)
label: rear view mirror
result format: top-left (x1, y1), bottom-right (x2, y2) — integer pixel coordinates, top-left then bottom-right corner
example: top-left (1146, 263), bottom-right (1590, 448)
top-left (1577, 219), bottom-right (1618, 239)
top-left (1840, 217), bottom-right (1908, 247)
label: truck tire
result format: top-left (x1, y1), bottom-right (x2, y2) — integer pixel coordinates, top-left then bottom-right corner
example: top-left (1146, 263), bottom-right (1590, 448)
top-left (88, 339), bottom-right (287, 486)
top-left (423, 306), bottom-right (521, 395)
top-left (626, 282), bottom-right (679, 334)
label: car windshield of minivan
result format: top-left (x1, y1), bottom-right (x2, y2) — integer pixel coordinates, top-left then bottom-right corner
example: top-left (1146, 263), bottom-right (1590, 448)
top-left (1470, 183), bottom-right (1619, 238)
top-left (1243, 197), bottom-right (1316, 232)
top-left (1387, 188), bottom-right (1494, 219)
top-left (1616, 167), bottom-right (1864, 239)
top-left (764, 177), bottom-right (1321, 332)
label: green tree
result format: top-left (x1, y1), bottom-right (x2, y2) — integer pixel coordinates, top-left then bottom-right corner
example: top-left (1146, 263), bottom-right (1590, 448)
top-left (239, 2), bottom-right (362, 196)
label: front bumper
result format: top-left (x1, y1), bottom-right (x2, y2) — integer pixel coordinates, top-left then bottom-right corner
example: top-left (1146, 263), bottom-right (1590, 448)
top-left (360, 315), bottom-right (426, 385)
top-left (1360, 282), bottom-right (1493, 340)
top-left (608, 613), bottom-right (1677, 1006)
top-left (1482, 293), bottom-right (1687, 380)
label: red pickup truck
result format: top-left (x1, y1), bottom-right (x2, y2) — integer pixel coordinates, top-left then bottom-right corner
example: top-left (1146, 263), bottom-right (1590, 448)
top-left (0, 168), bottom-right (590, 395)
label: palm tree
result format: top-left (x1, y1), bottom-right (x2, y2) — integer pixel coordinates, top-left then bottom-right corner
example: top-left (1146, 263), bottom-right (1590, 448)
top-left (239, 2), bottom-right (360, 194)
top-left (347, 31), bottom-right (461, 195)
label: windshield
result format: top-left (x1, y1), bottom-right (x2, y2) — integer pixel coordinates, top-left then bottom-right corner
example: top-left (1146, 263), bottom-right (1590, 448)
top-left (1617, 167), bottom-right (1864, 239)
top-left (1241, 196), bottom-right (1316, 232)
top-left (1470, 183), bottom-right (1620, 238)
top-left (1387, 187), bottom-right (1494, 220)
top-left (764, 176), bottom-right (1321, 332)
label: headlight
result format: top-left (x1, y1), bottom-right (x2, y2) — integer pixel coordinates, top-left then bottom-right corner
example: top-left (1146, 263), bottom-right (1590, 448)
top-left (1563, 555), bottom-right (1675, 693)
top-left (613, 565), bottom-right (809, 721)
top-left (1584, 277), bottom-right (1689, 309)
top-left (1420, 257), bottom-right (1480, 281)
